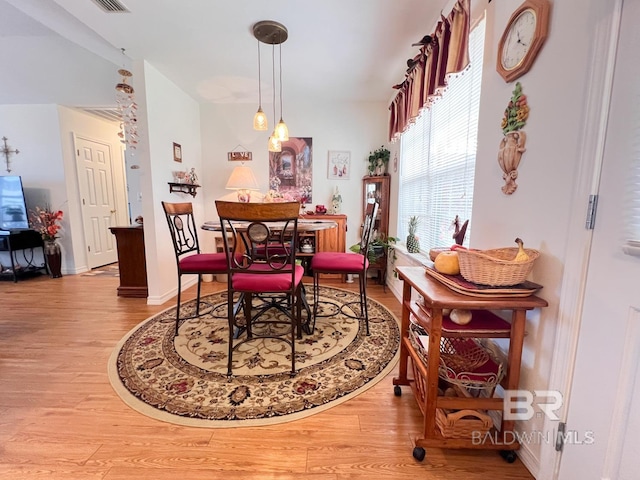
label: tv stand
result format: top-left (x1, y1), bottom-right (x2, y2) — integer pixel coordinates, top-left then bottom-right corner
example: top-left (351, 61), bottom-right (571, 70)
top-left (0, 229), bottom-right (49, 282)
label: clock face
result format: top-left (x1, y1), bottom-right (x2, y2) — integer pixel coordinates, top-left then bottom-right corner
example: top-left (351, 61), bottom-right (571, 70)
top-left (501, 9), bottom-right (537, 70)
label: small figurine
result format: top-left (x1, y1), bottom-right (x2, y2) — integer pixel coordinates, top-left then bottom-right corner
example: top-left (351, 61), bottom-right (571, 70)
top-left (331, 186), bottom-right (342, 214)
top-left (187, 167), bottom-right (198, 185)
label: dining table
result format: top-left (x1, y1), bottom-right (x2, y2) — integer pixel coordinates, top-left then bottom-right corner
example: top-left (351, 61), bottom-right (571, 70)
top-left (201, 217), bottom-right (338, 335)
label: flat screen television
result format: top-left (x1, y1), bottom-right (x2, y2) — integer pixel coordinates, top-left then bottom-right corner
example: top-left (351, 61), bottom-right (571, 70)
top-left (0, 175), bottom-right (30, 231)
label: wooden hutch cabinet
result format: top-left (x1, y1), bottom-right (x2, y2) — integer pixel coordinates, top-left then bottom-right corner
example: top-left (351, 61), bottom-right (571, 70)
top-left (299, 213), bottom-right (347, 278)
top-left (362, 175), bottom-right (390, 284)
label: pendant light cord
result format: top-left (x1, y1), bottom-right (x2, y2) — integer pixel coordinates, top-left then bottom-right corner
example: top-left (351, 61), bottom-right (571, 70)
top-left (257, 41), bottom-right (262, 107)
top-left (272, 44), bottom-right (276, 123)
top-left (279, 40), bottom-right (283, 120)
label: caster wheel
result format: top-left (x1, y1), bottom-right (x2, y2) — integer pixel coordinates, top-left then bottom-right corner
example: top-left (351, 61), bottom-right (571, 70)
top-left (499, 450), bottom-right (517, 463)
top-left (413, 447), bottom-right (426, 462)
top-left (394, 385), bottom-right (402, 397)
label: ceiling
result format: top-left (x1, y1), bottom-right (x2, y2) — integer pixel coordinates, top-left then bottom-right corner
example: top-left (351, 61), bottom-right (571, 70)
top-left (3, 0), bottom-right (449, 107)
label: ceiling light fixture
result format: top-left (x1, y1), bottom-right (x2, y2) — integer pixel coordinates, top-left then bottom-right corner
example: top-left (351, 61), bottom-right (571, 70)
top-left (252, 40), bottom-right (267, 131)
top-left (252, 20), bottom-right (288, 151)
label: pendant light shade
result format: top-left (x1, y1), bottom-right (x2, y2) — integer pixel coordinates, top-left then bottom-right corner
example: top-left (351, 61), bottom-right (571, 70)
top-left (268, 133), bottom-right (282, 152)
top-left (253, 40), bottom-right (267, 131)
top-left (275, 118), bottom-right (289, 142)
top-left (253, 107), bottom-right (267, 131)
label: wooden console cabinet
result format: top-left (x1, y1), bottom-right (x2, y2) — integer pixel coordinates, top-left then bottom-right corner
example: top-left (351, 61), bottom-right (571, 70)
top-left (109, 226), bottom-right (148, 298)
top-left (299, 214), bottom-right (347, 279)
top-left (394, 266), bottom-right (547, 462)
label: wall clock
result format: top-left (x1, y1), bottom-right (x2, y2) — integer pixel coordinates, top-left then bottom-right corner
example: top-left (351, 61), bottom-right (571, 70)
top-left (496, 0), bottom-right (551, 82)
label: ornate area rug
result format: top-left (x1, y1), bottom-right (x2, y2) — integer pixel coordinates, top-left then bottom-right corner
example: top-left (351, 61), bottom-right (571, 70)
top-left (108, 285), bottom-right (400, 427)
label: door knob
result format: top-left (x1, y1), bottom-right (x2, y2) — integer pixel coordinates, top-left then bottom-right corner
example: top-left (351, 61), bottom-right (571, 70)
top-left (110, 209), bottom-right (116, 214)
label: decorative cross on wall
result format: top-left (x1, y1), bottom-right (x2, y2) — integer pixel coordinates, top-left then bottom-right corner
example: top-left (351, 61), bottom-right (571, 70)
top-left (1, 136), bottom-right (19, 173)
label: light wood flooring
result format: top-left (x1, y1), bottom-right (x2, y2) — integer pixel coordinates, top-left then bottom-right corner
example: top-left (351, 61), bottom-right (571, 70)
top-left (0, 273), bottom-right (534, 479)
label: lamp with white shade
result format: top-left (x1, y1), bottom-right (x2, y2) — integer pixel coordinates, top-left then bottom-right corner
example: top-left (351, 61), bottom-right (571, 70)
top-left (225, 165), bottom-right (259, 202)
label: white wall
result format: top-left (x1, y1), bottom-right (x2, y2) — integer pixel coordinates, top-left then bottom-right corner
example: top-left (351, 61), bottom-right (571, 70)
top-left (0, 104), bottom-right (66, 270)
top-left (134, 61), bottom-right (204, 305)
top-left (199, 100), bottom-right (388, 250)
top-left (0, 105), bottom-right (125, 274)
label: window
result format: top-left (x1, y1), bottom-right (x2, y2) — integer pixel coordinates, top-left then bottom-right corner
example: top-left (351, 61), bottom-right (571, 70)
top-left (398, 18), bottom-right (485, 252)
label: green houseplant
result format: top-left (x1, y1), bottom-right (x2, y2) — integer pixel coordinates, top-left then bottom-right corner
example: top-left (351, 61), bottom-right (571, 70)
top-left (367, 146), bottom-right (391, 176)
top-left (350, 234), bottom-right (398, 263)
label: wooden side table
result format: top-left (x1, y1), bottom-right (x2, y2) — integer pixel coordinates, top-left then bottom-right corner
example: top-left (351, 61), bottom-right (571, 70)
top-left (109, 226), bottom-right (148, 298)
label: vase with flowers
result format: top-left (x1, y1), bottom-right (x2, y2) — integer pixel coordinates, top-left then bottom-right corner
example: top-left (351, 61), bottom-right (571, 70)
top-left (30, 206), bottom-right (64, 278)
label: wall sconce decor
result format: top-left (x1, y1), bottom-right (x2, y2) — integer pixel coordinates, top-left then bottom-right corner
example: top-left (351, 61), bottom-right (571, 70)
top-left (1, 136), bottom-right (19, 173)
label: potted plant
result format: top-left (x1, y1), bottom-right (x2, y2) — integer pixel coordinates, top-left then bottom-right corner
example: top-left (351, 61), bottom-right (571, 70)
top-left (367, 146), bottom-right (391, 176)
top-left (350, 233), bottom-right (398, 263)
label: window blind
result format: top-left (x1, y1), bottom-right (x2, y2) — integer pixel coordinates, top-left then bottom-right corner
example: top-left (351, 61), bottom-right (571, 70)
top-left (398, 18), bottom-right (485, 252)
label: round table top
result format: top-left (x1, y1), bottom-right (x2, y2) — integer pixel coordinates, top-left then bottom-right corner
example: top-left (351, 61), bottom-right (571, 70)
top-left (201, 219), bottom-right (337, 232)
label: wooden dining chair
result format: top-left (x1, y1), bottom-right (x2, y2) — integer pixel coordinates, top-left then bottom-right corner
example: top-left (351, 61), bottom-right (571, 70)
top-left (311, 202), bottom-right (379, 335)
top-left (215, 200), bottom-right (304, 376)
top-left (161, 201), bottom-right (228, 336)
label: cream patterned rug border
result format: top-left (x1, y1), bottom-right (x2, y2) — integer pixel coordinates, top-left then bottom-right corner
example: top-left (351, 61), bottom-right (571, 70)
top-left (108, 285), bottom-right (400, 428)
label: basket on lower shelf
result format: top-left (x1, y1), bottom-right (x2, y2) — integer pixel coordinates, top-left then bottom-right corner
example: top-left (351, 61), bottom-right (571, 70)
top-left (435, 407), bottom-right (493, 439)
top-left (456, 247), bottom-right (540, 286)
top-left (408, 315), bottom-right (504, 392)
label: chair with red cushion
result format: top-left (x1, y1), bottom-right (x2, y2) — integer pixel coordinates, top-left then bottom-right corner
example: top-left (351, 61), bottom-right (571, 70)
top-left (215, 200), bottom-right (303, 376)
top-left (162, 201), bottom-right (228, 336)
top-left (311, 202), bottom-right (379, 335)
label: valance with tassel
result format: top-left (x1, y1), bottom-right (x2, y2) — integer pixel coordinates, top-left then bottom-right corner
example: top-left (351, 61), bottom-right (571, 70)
top-left (389, 0), bottom-right (471, 141)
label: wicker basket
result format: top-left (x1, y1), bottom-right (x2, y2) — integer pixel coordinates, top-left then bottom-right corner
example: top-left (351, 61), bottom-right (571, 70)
top-left (435, 408), bottom-right (493, 438)
top-left (456, 247), bottom-right (540, 286)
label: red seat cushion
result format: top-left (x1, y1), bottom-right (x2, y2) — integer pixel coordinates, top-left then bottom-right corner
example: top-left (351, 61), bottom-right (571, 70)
top-left (231, 264), bottom-right (304, 292)
top-left (179, 252), bottom-right (228, 273)
top-left (311, 252), bottom-right (368, 273)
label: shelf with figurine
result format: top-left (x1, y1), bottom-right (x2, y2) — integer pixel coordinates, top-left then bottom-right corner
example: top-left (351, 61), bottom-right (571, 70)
top-left (169, 168), bottom-right (200, 197)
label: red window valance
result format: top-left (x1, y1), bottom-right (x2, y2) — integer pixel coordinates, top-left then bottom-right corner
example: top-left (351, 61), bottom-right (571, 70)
top-left (388, 0), bottom-right (471, 141)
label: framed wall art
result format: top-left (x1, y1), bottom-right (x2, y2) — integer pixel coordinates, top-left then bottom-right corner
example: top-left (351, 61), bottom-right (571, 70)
top-left (173, 142), bottom-right (182, 163)
top-left (328, 150), bottom-right (350, 180)
top-left (269, 137), bottom-right (313, 203)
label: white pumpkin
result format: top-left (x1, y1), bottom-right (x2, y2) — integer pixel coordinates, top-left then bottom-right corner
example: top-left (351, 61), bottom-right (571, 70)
top-left (450, 308), bottom-right (473, 325)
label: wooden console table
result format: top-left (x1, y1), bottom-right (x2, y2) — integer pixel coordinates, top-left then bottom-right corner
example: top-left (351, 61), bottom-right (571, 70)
top-left (393, 266), bottom-right (548, 462)
top-left (109, 226), bottom-right (148, 298)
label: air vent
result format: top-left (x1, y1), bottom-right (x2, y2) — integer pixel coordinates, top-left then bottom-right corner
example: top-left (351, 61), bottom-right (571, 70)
top-left (90, 0), bottom-right (130, 13)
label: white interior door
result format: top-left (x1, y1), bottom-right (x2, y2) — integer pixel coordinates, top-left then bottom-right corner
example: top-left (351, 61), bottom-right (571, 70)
top-left (558, 0), bottom-right (640, 478)
top-left (75, 136), bottom-right (119, 269)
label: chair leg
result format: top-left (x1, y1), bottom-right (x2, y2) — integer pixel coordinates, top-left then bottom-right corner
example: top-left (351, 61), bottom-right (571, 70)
top-left (195, 274), bottom-right (203, 316)
top-left (360, 273), bottom-right (370, 335)
top-left (227, 294), bottom-right (234, 376)
top-left (291, 288), bottom-right (299, 375)
top-left (175, 274), bottom-right (183, 336)
top-left (312, 272), bottom-right (320, 333)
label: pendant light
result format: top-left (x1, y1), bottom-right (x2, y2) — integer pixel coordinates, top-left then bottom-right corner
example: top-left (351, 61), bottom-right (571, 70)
top-left (268, 42), bottom-right (281, 152)
top-left (252, 40), bottom-right (267, 131)
top-left (275, 40), bottom-right (289, 141)
top-left (252, 20), bottom-right (288, 149)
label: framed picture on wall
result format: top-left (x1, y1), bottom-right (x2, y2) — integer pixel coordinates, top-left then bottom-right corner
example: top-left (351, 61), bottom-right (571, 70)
top-left (173, 142), bottom-right (182, 163)
top-left (327, 150), bottom-right (350, 180)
